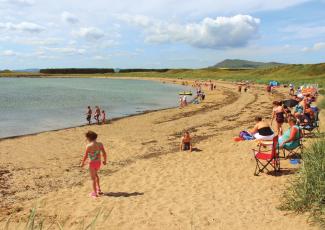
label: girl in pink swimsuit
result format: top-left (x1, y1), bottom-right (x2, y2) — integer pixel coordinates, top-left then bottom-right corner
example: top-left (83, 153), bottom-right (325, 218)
top-left (80, 131), bottom-right (107, 197)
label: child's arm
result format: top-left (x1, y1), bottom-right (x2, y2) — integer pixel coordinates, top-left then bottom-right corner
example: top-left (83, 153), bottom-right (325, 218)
top-left (80, 147), bottom-right (89, 167)
top-left (100, 144), bottom-right (107, 165)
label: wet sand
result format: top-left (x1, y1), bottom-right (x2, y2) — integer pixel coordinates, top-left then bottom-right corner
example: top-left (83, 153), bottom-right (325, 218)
top-left (0, 80), bottom-right (319, 229)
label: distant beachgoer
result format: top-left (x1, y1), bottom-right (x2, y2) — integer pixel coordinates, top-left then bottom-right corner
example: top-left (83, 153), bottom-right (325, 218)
top-left (182, 95), bottom-right (188, 106)
top-left (289, 83), bottom-right (295, 95)
top-left (238, 85), bottom-right (242, 93)
top-left (101, 110), bottom-right (106, 125)
top-left (94, 106), bottom-right (101, 125)
top-left (86, 106), bottom-right (92, 125)
top-left (272, 101), bottom-right (285, 135)
top-left (266, 85), bottom-right (272, 93)
top-left (248, 116), bottom-right (274, 141)
top-left (180, 131), bottom-right (192, 152)
top-left (80, 131), bottom-right (107, 198)
top-left (244, 87), bottom-right (248, 92)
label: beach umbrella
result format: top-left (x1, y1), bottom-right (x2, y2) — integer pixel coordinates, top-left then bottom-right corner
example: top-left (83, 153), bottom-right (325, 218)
top-left (282, 99), bottom-right (299, 108)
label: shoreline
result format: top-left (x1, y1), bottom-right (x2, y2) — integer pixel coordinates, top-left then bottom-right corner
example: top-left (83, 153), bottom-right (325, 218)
top-left (0, 77), bottom-right (194, 141)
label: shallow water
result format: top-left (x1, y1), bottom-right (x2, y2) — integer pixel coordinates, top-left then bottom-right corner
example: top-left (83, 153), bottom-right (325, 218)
top-left (0, 78), bottom-right (191, 138)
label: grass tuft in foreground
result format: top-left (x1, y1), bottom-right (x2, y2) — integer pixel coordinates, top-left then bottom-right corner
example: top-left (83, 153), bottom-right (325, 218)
top-left (280, 139), bottom-right (325, 227)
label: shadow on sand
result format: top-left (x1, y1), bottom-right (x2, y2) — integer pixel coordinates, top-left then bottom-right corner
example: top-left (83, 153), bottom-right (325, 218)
top-left (102, 192), bottom-right (144, 198)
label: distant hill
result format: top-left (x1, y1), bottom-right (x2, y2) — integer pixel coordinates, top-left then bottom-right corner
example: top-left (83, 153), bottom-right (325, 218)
top-left (211, 59), bottom-right (286, 69)
top-left (13, 69), bottom-right (40, 73)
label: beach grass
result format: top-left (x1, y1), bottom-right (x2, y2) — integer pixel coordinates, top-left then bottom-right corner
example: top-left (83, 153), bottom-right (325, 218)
top-left (280, 139), bottom-right (325, 227)
top-left (3, 207), bottom-right (113, 230)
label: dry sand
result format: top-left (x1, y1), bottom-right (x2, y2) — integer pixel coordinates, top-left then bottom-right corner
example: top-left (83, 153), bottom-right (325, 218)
top-left (0, 80), bottom-right (319, 229)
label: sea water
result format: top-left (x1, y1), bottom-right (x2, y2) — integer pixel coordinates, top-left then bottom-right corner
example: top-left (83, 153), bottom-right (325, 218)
top-left (0, 77), bottom-right (191, 138)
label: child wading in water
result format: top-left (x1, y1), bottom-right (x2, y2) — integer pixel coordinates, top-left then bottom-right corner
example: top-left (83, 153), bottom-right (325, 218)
top-left (80, 131), bottom-right (107, 198)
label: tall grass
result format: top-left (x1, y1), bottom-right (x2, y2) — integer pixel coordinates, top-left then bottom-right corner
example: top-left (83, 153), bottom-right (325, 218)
top-left (280, 139), bottom-right (325, 227)
top-left (3, 207), bottom-right (113, 230)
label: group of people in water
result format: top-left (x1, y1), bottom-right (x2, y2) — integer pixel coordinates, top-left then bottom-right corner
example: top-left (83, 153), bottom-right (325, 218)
top-left (86, 106), bottom-right (106, 125)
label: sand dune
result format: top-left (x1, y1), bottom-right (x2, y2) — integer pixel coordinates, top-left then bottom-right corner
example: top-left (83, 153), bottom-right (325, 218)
top-left (0, 80), bottom-right (318, 229)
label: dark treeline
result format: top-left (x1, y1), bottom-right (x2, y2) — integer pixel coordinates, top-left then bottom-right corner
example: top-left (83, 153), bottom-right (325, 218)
top-left (40, 68), bottom-right (170, 74)
top-left (40, 68), bottom-right (115, 74)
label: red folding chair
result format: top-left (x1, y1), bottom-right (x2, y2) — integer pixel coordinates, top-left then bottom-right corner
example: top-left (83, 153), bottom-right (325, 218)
top-left (252, 136), bottom-right (280, 176)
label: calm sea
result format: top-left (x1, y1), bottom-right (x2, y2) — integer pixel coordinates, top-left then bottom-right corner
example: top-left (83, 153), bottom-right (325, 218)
top-left (0, 78), bottom-right (191, 138)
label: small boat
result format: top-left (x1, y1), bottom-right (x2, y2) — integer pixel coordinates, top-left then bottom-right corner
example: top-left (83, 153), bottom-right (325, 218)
top-left (179, 91), bottom-right (192, 96)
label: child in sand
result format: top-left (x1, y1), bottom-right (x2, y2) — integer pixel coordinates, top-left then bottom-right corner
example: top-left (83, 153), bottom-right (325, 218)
top-left (180, 131), bottom-right (192, 152)
top-left (101, 110), bottom-right (106, 125)
top-left (80, 131), bottom-right (107, 198)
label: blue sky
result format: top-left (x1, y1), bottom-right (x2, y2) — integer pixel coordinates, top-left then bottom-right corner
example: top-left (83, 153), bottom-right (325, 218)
top-left (0, 0), bottom-right (324, 69)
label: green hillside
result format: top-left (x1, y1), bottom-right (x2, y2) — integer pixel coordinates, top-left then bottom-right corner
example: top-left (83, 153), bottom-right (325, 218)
top-left (212, 59), bottom-right (286, 69)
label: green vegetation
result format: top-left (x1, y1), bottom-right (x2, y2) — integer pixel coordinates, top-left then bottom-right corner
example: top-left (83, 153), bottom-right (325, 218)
top-left (211, 59), bottom-right (285, 69)
top-left (4, 207), bottom-right (113, 230)
top-left (280, 140), bottom-right (325, 227)
top-left (1, 63), bottom-right (324, 87)
top-left (104, 63), bottom-right (325, 87)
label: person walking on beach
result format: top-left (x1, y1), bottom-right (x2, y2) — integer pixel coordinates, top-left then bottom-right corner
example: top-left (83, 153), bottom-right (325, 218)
top-left (94, 106), bottom-right (101, 125)
top-left (289, 83), bottom-right (295, 95)
top-left (271, 101), bottom-right (285, 135)
top-left (80, 131), bottom-right (107, 198)
top-left (86, 106), bottom-right (92, 125)
top-left (101, 110), bottom-right (106, 125)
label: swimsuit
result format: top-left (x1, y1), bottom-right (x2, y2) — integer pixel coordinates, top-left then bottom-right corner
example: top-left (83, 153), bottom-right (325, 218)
top-left (258, 127), bottom-right (274, 136)
top-left (183, 142), bottom-right (190, 151)
top-left (88, 149), bottom-right (101, 170)
top-left (276, 112), bottom-right (285, 123)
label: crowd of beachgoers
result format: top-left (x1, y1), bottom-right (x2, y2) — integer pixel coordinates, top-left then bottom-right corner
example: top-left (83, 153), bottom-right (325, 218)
top-left (81, 80), bottom-right (319, 196)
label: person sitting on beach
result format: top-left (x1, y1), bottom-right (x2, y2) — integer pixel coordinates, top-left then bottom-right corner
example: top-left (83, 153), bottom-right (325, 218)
top-left (279, 117), bottom-right (302, 149)
top-left (94, 106), bottom-right (101, 125)
top-left (101, 110), bottom-right (106, 125)
top-left (80, 131), bottom-right (107, 198)
top-left (272, 101), bottom-right (285, 135)
top-left (86, 106), bottom-right (92, 125)
top-left (248, 116), bottom-right (274, 141)
top-left (180, 131), bottom-right (192, 152)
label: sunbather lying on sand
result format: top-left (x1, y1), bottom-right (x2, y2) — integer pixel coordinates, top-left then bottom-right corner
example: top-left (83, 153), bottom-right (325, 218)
top-left (180, 131), bottom-right (192, 152)
top-left (248, 116), bottom-right (274, 141)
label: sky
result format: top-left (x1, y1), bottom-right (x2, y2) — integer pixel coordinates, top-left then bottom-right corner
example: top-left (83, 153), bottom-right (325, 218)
top-left (0, 0), bottom-right (324, 69)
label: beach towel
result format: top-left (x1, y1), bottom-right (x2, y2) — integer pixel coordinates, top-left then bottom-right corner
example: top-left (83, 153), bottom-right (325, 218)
top-left (239, 131), bottom-right (254, 141)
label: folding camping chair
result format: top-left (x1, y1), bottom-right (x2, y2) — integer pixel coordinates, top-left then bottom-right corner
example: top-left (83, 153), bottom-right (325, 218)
top-left (252, 136), bottom-right (280, 176)
top-left (300, 110), bottom-right (320, 137)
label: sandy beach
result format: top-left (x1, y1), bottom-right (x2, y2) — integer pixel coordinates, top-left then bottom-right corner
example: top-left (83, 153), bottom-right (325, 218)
top-left (0, 80), bottom-right (319, 229)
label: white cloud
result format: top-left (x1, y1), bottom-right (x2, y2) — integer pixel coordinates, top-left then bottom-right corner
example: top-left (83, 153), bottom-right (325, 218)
top-left (0, 22), bottom-right (45, 33)
top-left (1, 50), bottom-right (17, 56)
top-left (120, 14), bottom-right (260, 49)
top-left (73, 27), bottom-right (105, 40)
top-left (42, 47), bottom-right (86, 55)
top-left (16, 37), bottom-right (61, 46)
top-left (302, 42), bottom-right (325, 52)
top-left (61, 11), bottom-right (79, 24)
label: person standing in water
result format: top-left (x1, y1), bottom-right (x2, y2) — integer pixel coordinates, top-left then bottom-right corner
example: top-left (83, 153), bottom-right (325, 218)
top-left (86, 106), bottom-right (92, 125)
top-left (101, 110), bottom-right (106, 125)
top-left (80, 131), bottom-right (107, 198)
top-left (94, 106), bottom-right (101, 125)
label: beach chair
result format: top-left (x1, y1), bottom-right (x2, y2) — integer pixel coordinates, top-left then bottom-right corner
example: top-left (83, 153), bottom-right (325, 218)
top-left (252, 136), bottom-right (280, 176)
top-left (300, 110), bottom-right (320, 137)
top-left (282, 129), bottom-right (304, 159)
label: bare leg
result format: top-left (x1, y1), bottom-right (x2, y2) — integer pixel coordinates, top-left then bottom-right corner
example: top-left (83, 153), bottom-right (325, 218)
top-left (89, 168), bottom-right (97, 195)
top-left (96, 173), bottom-right (101, 192)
